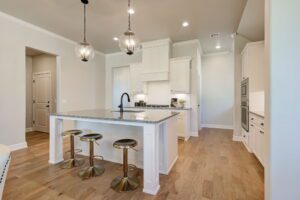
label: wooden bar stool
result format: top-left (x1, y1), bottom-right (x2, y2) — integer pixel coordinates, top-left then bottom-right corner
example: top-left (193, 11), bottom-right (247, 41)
top-left (78, 133), bottom-right (105, 180)
top-left (111, 139), bottom-right (139, 192)
top-left (60, 130), bottom-right (84, 169)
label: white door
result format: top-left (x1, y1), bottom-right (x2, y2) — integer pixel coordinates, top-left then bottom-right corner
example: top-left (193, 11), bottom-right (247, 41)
top-left (112, 66), bottom-right (130, 109)
top-left (33, 72), bottom-right (51, 133)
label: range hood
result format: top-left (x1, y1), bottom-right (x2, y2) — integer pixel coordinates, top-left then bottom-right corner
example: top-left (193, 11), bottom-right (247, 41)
top-left (141, 38), bottom-right (172, 82)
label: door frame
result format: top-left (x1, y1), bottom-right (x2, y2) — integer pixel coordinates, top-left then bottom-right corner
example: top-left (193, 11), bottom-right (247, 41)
top-left (32, 71), bottom-right (51, 132)
top-left (25, 46), bottom-right (61, 134)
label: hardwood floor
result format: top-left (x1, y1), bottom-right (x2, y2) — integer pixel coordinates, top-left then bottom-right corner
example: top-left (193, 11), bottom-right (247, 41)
top-left (3, 129), bottom-right (264, 200)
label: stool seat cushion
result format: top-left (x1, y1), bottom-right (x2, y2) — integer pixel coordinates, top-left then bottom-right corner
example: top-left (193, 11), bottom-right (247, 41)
top-left (113, 139), bottom-right (137, 149)
top-left (80, 133), bottom-right (103, 142)
top-left (62, 130), bottom-right (83, 136)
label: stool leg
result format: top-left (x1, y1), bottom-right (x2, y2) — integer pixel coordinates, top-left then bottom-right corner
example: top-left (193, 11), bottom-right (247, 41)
top-left (70, 135), bottom-right (75, 159)
top-left (60, 135), bottom-right (84, 169)
top-left (78, 140), bottom-right (105, 180)
top-left (90, 141), bottom-right (94, 167)
top-left (111, 148), bottom-right (139, 192)
top-left (123, 148), bottom-right (128, 178)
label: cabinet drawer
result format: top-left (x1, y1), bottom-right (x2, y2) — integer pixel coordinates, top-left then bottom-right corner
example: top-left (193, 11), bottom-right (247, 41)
top-left (250, 114), bottom-right (264, 129)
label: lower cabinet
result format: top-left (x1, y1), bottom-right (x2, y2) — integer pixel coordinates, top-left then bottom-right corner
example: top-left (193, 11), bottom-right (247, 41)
top-left (171, 110), bottom-right (190, 141)
top-left (249, 113), bottom-right (265, 167)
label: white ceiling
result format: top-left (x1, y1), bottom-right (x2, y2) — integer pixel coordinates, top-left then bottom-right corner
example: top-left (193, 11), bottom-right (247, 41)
top-left (237, 0), bottom-right (265, 41)
top-left (0, 0), bottom-right (247, 54)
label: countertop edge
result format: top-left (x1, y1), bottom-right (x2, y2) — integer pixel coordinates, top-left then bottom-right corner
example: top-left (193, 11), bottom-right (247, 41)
top-left (125, 106), bottom-right (192, 111)
top-left (249, 110), bottom-right (265, 118)
top-left (50, 112), bottom-right (180, 124)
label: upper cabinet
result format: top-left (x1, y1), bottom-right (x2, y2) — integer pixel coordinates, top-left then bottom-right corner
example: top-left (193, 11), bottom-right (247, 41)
top-left (242, 41), bottom-right (265, 92)
top-left (130, 63), bottom-right (147, 95)
top-left (141, 39), bottom-right (172, 82)
top-left (170, 57), bottom-right (191, 94)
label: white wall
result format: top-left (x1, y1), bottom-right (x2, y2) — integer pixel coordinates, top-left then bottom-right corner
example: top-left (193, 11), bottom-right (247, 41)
top-left (26, 56), bottom-right (33, 129)
top-left (0, 12), bottom-right (106, 148)
top-left (266, 0), bottom-right (300, 199)
top-left (201, 52), bottom-right (234, 129)
top-left (233, 35), bottom-right (251, 137)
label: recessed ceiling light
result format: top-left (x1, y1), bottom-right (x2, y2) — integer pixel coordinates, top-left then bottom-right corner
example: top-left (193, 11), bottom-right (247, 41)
top-left (113, 37), bottom-right (119, 41)
top-left (182, 21), bottom-right (189, 27)
top-left (216, 45), bottom-right (221, 49)
top-left (128, 8), bottom-right (135, 14)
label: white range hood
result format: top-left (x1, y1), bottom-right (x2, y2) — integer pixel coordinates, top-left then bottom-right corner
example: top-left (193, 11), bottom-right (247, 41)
top-left (141, 38), bottom-right (172, 82)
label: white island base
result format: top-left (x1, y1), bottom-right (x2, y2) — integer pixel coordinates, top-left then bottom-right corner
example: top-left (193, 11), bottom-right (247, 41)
top-left (49, 110), bottom-right (178, 195)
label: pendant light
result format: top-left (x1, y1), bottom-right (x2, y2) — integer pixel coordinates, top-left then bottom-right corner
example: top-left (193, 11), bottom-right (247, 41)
top-left (75, 0), bottom-right (95, 62)
top-left (119, 0), bottom-right (140, 55)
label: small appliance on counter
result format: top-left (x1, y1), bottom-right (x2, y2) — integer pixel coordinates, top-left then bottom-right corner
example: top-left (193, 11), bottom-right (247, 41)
top-left (134, 100), bottom-right (146, 107)
top-left (170, 98), bottom-right (178, 108)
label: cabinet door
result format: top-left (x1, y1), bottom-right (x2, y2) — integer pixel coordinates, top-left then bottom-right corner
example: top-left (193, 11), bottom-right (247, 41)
top-left (170, 57), bottom-right (191, 93)
top-left (130, 63), bottom-right (147, 94)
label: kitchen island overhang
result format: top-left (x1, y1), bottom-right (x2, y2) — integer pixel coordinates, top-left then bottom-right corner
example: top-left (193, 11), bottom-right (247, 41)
top-left (49, 109), bottom-right (179, 195)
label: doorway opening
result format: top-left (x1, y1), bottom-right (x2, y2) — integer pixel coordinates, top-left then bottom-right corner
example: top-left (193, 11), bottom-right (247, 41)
top-left (25, 47), bottom-right (57, 142)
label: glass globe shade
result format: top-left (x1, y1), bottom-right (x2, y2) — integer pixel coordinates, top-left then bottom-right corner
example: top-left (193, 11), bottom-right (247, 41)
top-left (119, 30), bottom-right (140, 55)
top-left (75, 42), bottom-right (95, 62)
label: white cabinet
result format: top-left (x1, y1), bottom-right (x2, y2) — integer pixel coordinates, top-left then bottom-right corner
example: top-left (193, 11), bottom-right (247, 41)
top-left (241, 41), bottom-right (265, 92)
top-left (130, 63), bottom-right (147, 95)
top-left (141, 39), bottom-right (172, 81)
top-left (170, 57), bottom-right (191, 94)
top-left (249, 113), bottom-right (265, 166)
top-left (170, 109), bottom-right (190, 141)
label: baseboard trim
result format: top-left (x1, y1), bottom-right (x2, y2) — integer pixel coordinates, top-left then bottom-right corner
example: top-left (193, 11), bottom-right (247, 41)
top-left (9, 142), bottom-right (28, 151)
top-left (26, 127), bottom-right (33, 132)
top-left (232, 135), bottom-right (243, 142)
top-left (190, 131), bottom-right (199, 137)
top-left (201, 124), bottom-right (233, 130)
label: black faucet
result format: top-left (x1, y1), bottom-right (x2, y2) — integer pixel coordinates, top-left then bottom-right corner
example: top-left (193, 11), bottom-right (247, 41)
top-left (118, 92), bottom-right (131, 112)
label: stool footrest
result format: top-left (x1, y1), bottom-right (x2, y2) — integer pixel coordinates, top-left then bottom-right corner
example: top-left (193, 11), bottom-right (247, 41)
top-left (94, 155), bottom-right (104, 160)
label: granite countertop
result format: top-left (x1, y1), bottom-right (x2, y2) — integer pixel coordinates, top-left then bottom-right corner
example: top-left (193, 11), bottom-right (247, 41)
top-left (125, 106), bottom-right (192, 111)
top-left (250, 110), bottom-right (265, 118)
top-left (51, 109), bottom-right (179, 124)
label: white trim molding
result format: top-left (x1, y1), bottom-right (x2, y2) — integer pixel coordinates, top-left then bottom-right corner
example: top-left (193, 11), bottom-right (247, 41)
top-left (173, 39), bottom-right (201, 47)
top-left (9, 142), bottom-right (28, 151)
top-left (201, 124), bottom-right (234, 130)
top-left (232, 135), bottom-right (243, 142)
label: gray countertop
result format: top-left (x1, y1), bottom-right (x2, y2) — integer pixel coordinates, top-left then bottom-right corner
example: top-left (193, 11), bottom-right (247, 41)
top-left (51, 109), bottom-right (179, 124)
top-left (125, 106), bottom-right (192, 111)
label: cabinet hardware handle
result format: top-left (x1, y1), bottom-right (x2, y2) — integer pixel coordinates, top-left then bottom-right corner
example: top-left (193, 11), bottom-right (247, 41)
top-left (260, 131), bottom-right (264, 134)
top-left (250, 124), bottom-right (254, 127)
top-left (260, 123), bottom-right (264, 126)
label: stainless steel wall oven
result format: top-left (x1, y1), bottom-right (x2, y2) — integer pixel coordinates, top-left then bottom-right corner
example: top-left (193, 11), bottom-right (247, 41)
top-left (241, 78), bottom-right (249, 132)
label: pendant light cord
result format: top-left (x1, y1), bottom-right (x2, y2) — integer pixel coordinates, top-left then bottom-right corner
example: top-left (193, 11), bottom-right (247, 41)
top-left (128, 0), bottom-right (131, 31)
top-left (84, 3), bottom-right (87, 42)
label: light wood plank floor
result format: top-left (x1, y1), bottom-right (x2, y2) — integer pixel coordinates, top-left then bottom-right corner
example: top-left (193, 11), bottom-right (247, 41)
top-left (3, 129), bottom-right (264, 200)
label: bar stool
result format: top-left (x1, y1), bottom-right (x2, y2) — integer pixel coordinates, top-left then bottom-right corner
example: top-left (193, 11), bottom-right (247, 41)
top-left (78, 133), bottom-right (105, 180)
top-left (111, 139), bottom-right (139, 192)
top-left (60, 130), bottom-right (84, 169)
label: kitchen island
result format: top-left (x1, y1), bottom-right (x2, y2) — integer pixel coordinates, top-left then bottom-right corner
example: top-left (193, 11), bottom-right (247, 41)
top-left (49, 109), bottom-right (179, 195)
